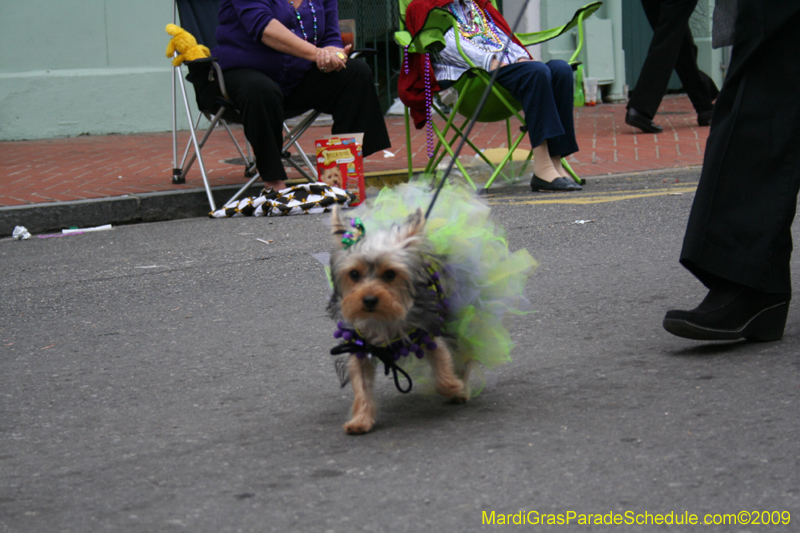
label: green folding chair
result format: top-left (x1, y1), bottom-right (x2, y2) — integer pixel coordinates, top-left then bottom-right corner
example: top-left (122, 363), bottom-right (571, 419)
top-left (395, 1), bottom-right (602, 190)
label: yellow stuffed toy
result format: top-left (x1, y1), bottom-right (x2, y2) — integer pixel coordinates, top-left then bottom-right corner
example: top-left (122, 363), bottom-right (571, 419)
top-left (165, 24), bottom-right (211, 66)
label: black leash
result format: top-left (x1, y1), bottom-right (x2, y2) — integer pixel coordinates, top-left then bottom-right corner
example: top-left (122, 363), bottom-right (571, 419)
top-left (425, 0), bottom-right (534, 219)
top-left (331, 343), bottom-right (414, 393)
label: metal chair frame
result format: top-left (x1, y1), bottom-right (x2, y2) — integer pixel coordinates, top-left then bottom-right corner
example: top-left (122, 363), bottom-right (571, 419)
top-left (169, 0), bottom-right (319, 211)
top-left (396, 0), bottom-right (602, 190)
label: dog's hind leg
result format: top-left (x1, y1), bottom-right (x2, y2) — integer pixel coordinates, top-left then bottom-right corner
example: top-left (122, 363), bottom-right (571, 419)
top-left (428, 342), bottom-right (470, 402)
top-left (458, 358), bottom-right (473, 384)
top-left (344, 356), bottom-right (377, 434)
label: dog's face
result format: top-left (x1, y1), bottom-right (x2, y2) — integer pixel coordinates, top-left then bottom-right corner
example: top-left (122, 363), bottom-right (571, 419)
top-left (320, 166), bottom-right (343, 189)
top-left (329, 207), bottom-right (428, 331)
top-left (334, 250), bottom-right (412, 324)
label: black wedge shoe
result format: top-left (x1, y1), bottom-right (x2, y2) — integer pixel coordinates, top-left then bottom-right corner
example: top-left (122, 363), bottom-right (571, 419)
top-left (663, 280), bottom-right (791, 342)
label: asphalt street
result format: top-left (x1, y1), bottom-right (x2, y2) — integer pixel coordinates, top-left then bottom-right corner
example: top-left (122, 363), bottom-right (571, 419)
top-left (1, 168), bottom-right (798, 532)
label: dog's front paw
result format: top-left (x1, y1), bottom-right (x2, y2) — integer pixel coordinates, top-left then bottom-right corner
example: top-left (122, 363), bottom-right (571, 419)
top-left (344, 416), bottom-right (374, 435)
top-left (452, 383), bottom-right (470, 403)
top-left (437, 379), bottom-right (470, 402)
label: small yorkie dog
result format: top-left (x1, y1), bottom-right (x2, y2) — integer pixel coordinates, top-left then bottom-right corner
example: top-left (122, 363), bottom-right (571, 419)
top-left (328, 205), bottom-right (471, 434)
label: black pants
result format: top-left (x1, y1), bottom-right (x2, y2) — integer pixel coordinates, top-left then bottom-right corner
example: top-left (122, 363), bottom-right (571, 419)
top-left (628, 0), bottom-right (714, 118)
top-left (679, 1), bottom-right (800, 294)
top-left (199, 60), bottom-right (390, 182)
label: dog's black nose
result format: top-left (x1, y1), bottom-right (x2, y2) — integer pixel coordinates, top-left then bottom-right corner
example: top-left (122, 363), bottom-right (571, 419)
top-left (362, 295), bottom-right (378, 311)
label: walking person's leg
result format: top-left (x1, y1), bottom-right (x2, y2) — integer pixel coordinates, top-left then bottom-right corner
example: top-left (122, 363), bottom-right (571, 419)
top-left (626, 0), bottom-right (699, 133)
top-left (664, 1), bottom-right (800, 341)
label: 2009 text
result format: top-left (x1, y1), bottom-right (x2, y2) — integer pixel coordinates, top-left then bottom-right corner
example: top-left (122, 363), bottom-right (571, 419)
top-left (481, 509), bottom-right (791, 527)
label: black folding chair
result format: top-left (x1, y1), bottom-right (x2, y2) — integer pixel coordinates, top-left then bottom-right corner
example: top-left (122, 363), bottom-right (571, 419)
top-left (170, 0), bottom-right (320, 211)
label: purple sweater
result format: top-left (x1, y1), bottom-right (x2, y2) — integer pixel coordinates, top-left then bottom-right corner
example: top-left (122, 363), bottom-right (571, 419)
top-left (213, 0), bottom-right (343, 94)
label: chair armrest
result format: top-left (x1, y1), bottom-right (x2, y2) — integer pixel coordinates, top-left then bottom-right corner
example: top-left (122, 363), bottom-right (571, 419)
top-left (394, 31), bottom-right (412, 47)
top-left (515, 1), bottom-right (602, 46)
top-left (399, 1), bottom-right (601, 66)
top-left (349, 48), bottom-right (378, 59)
top-left (394, 29), bottom-right (445, 54)
top-left (396, 8), bottom-right (454, 54)
top-left (185, 56), bottom-right (230, 100)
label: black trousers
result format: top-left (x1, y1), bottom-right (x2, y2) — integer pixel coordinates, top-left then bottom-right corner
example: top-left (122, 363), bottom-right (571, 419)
top-left (494, 60), bottom-right (579, 157)
top-left (679, 1), bottom-right (800, 294)
top-left (628, 0), bottom-right (714, 118)
top-left (199, 60), bottom-right (390, 182)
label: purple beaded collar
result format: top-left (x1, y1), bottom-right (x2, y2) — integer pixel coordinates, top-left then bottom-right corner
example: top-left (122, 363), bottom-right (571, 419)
top-left (330, 262), bottom-right (449, 393)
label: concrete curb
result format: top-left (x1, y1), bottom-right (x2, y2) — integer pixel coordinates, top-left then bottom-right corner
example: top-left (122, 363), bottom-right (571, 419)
top-left (1, 166), bottom-right (702, 237)
top-left (0, 184), bottom-right (263, 237)
top-left (0, 170), bottom-right (419, 237)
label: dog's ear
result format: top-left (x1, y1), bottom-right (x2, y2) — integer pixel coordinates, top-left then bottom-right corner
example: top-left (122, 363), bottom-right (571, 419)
top-left (400, 208), bottom-right (426, 243)
top-left (330, 204), bottom-right (348, 248)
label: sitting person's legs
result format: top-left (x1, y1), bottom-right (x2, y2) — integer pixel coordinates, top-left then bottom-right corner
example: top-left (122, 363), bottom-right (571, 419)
top-left (495, 60), bottom-right (579, 191)
top-left (285, 60), bottom-right (391, 158)
top-left (545, 60), bottom-right (579, 174)
top-left (223, 69), bottom-right (289, 190)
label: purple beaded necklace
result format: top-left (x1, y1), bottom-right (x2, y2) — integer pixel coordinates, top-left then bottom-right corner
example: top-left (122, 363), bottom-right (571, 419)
top-left (289, 0), bottom-right (318, 44)
top-left (424, 54), bottom-right (435, 158)
top-left (402, 47), bottom-right (435, 158)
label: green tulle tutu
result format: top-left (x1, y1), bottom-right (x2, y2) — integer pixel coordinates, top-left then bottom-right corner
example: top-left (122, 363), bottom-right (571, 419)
top-left (346, 180), bottom-right (537, 394)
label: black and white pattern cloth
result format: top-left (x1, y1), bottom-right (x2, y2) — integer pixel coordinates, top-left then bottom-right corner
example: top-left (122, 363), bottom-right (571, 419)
top-left (209, 183), bottom-right (357, 218)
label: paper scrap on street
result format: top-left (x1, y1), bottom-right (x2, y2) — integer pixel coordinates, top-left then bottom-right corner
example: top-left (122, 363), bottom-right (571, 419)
top-left (62, 224), bottom-right (113, 234)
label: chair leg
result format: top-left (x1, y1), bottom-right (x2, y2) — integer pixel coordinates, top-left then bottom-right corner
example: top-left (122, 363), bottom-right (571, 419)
top-left (440, 112), bottom-right (516, 186)
top-left (282, 112), bottom-right (320, 182)
top-left (220, 120), bottom-right (257, 176)
top-left (221, 112), bottom-right (322, 209)
top-left (282, 123), bottom-right (317, 182)
top-left (518, 149), bottom-right (534, 176)
top-left (180, 112), bottom-right (218, 180)
top-left (483, 130), bottom-right (527, 190)
top-left (561, 158), bottom-right (582, 184)
top-left (178, 112), bottom-right (204, 178)
top-left (244, 141), bottom-right (256, 175)
top-left (171, 63), bottom-right (182, 184)
top-left (506, 119), bottom-right (516, 182)
top-left (223, 172), bottom-right (262, 209)
top-left (431, 122), bottom-right (477, 190)
top-left (177, 69), bottom-right (216, 211)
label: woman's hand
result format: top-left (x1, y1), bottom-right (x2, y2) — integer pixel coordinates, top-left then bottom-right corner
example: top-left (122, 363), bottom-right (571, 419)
top-left (261, 20), bottom-right (352, 71)
top-left (314, 44), bottom-right (353, 72)
top-left (489, 58), bottom-right (508, 71)
top-left (316, 44), bottom-right (353, 73)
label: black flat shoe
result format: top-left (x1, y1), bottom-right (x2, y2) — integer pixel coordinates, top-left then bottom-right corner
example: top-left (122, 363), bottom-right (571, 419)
top-left (530, 176), bottom-right (577, 192)
top-left (625, 108), bottom-right (663, 134)
top-left (697, 110), bottom-right (712, 126)
top-left (663, 280), bottom-right (791, 342)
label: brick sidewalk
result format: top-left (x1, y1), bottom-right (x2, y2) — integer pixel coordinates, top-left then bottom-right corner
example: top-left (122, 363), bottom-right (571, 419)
top-left (0, 95), bottom-right (708, 208)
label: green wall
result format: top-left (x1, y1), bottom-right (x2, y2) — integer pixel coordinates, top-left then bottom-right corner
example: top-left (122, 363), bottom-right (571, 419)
top-left (0, 0), bottom-right (197, 140)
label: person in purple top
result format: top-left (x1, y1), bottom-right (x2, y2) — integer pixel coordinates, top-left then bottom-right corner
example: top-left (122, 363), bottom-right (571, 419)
top-left (200, 0), bottom-right (391, 190)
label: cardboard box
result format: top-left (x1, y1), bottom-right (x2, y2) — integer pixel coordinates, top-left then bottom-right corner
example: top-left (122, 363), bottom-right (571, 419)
top-left (315, 133), bottom-right (365, 206)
